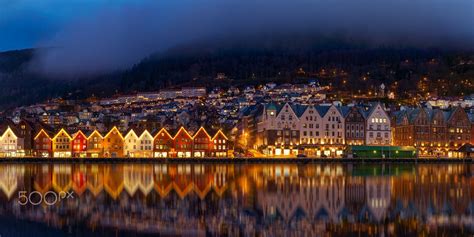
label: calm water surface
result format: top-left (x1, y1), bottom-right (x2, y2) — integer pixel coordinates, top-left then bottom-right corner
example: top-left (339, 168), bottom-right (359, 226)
top-left (0, 163), bottom-right (472, 236)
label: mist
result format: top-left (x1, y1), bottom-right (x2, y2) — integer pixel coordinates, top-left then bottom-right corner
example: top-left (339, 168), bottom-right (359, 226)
top-left (30, 0), bottom-right (474, 78)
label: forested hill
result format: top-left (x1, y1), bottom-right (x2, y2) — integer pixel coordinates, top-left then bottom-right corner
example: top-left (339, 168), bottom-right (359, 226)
top-left (0, 38), bottom-right (472, 111)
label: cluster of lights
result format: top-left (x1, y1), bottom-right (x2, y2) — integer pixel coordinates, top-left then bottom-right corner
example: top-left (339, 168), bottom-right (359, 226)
top-left (1, 126), bottom-right (229, 158)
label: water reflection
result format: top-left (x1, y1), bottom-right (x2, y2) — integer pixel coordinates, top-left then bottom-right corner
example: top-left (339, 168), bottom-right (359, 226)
top-left (0, 163), bottom-right (472, 236)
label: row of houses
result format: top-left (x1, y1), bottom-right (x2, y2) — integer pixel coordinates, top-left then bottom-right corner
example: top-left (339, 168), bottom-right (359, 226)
top-left (240, 102), bottom-right (391, 157)
top-left (0, 122), bottom-right (231, 158)
top-left (240, 102), bottom-right (473, 158)
top-left (392, 106), bottom-right (472, 157)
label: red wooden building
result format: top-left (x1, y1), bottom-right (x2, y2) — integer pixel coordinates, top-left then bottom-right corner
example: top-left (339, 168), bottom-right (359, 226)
top-left (211, 130), bottom-right (230, 157)
top-left (34, 129), bottom-right (52, 157)
top-left (173, 127), bottom-right (193, 158)
top-left (153, 128), bottom-right (173, 158)
top-left (192, 127), bottom-right (212, 158)
top-left (71, 130), bottom-right (88, 157)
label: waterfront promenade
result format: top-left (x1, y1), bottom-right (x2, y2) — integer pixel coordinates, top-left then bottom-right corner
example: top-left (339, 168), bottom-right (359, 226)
top-left (0, 157), bottom-right (471, 163)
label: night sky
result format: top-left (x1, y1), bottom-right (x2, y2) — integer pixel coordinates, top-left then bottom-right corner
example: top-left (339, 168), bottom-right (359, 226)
top-left (1, 0), bottom-right (473, 76)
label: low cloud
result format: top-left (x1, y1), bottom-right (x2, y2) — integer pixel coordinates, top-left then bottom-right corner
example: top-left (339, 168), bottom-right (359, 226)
top-left (30, 0), bottom-right (474, 78)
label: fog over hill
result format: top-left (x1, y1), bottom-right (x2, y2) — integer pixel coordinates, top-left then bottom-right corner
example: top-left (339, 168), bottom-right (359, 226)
top-left (26, 0), bottom-right (474, 78)
top-left (0, 36), bottom-right (472, 112)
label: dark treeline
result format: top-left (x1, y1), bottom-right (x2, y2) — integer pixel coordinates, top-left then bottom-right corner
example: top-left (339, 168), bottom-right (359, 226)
top-left (0, 37), bottom-right (472, 111)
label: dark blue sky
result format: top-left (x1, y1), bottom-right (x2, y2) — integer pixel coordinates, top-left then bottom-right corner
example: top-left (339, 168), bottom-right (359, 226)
top-left (2, 0), bottom-right (473, 77)
top-left (0, 0), bottom-right (132, 51)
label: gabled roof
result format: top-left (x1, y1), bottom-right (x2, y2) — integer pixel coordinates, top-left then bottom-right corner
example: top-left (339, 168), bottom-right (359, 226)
top-left (104, 126), bottom-right (124, 140)
top-left (315, 105), bottom-right (331, 117)
top-left (338, 106), bottom-right (351, 117)
top-left (212, 130), bottom-right (229, 140)
top-left (153, 128), bottom-right (173, 139)
top-left (344, 106), bottom-right (365, 119)
top-left (87, 130), bottom-right (104, 139)
top-left (123, 127), bottom-right (140, 139)
top-left (192, 127), bottom-right (211, 140)
top-left (71, 130), bottom-right (87, 140)
top-left (173, 127), bottom-right (192, 139)
top-left (138, 129), bottom-right (154, 139)
top-left (265, 102), bottom-right (283, 113)
top-left (365, 102), bottom-right (387, 119)
top-left (0, 120), bottom-right (18, 136)
top-left (52, 128), bottom-right (73, 140)
top-left (290, 104), bottom-right (307, 117)
top-left (34, 128), bottom-right (53, 140)
top-left (0, 126), bottom-right (19, 139)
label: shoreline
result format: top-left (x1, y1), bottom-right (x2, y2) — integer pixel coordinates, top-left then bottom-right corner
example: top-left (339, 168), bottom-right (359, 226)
top-left (0, 157), bottom-right (471, 163)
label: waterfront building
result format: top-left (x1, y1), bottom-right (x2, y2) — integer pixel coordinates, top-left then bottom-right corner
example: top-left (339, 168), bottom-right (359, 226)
top-left (318, 104), bottom-right (345, 157)
top-left (52, 128), bottom-right (72, 158)
top-left (34, 129), bottom-right (52, 157)
top-left (153, 128), bottom-right (173, 158)
top-left (299, 105), bottom-right (323, 147)
top-left (86, 130), bottom-right (104, 158)
top-left (446, 106), bottom-right (471, 148)
top-left (0, 126), bottom-right (24, 157)
top-left (173, 127), bottom-right (193, 158)
top-left (192, 127), bottom-right (212, 158)
top-left (344, 106), bottom-right (366, 146)
top-left (103, 127), bottom-right (124, 158)
top-left (392, 106), bottom-right (471, 157)
top-left (211, 130), bottom-right (230, 157)
top-left (18, 119), bottom-right (35, 156)
top-left (365, 103), bottom-right (391, 146)
top-left (246, 102), bottom-right (391, 157)
top-left (257, 102), bottom-right (301, 156)
top-left (124, 128), bottom-right (140, 158)
top-left (137, 129), bottom-right (154, 158)
top-left (71, 130), bottom-right (88, 158)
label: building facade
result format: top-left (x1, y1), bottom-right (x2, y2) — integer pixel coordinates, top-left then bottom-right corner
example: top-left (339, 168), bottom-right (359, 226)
top-left (365, 103), bottom-right (391, 146)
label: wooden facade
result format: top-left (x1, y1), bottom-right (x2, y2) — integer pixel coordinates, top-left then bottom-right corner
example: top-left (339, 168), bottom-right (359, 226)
top-left (173, 127), bottom-right (193, 158)
top-left (153, 128), bottom-right (173, 158)
top-left (344, 107), bottom-right (366, 146)
top-left (87, 130), bottom-right (104, 157)
top-left (71, 131), bottom-right (88, 157)
top-left (21, 126), bottom-right (230, 158)
top-left (393, 107), bottom-right (472, 157)
top-left (52, 128), bottom-right (72, 158)
top-left (192, 127), bottom-right (212, 158)
top-left (103, 127), bottom-right (124, 158)
top-left (34, 129), bottom-right (52, 157)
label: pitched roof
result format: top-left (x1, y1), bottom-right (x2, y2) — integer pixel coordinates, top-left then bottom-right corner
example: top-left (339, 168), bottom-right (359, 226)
top-left (290, 104), bottom-right (307, 117)
top-left (338, 106), bottom-right (351, 117)
top-left (315, 105), bottom-right (331, 117)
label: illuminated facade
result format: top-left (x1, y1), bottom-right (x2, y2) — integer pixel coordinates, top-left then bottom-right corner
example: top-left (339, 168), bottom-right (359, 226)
top-left (52, 128), bottom-right (72, 158)
top-left (71, 131), bottom-right (87, 157)
top-left (0, 127), bottom-right (24, 157)
top-left (86, 130), bottom-right (104, 157)
top-left (34, 129), bottom-right (52, 157)
top-left (102, 127), bottom-right (125, 158)
top-left (124, 129), bottom-right (140, 157)
top-left (253, 102), bottom-right (383, 157)
top-left (393, 106), bottom-right (471, 157)
top-left (0, 126), bottom-right (230, 158)
top-left (173, 127), bottom-right (193, 158)
top-left (153, 128), bottom-right (173, 158)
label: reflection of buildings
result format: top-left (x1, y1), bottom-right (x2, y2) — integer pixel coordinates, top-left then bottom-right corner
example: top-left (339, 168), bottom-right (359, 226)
top-left (0, 165), bottom-right (25, 199)
top-left (365, 177), bottom-right (391, 222)
top-left (0, 163), bottom-right (471, 236)
top-left (345, 176), bottom-right (366, 220)
top-left (257, 165), bottom-right (345, 225)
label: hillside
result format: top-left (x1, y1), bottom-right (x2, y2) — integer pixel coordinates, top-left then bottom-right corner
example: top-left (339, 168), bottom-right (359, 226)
top-left (0, 37), bottom-right (473, 111)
